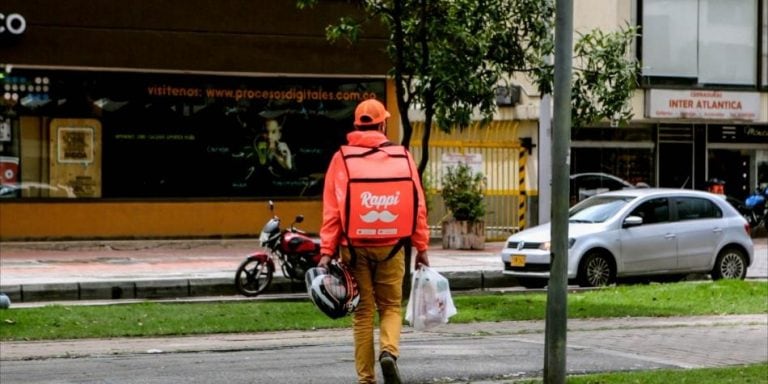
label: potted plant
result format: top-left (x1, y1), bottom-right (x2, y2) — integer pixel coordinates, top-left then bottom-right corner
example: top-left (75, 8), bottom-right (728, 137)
top-left (440, 162), bottom-right (486, 249)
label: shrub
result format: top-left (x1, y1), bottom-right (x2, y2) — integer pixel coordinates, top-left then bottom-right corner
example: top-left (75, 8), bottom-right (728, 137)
top-left (441, 163), bottom-right (486, 221)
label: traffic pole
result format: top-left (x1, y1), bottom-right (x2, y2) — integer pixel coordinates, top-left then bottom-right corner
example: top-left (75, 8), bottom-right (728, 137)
top-left (543, 0), bottom-right (573, 383)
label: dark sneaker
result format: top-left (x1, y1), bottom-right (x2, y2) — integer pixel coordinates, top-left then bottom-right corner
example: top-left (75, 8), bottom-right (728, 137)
top-left (379, 351), bottom-right (401, 384)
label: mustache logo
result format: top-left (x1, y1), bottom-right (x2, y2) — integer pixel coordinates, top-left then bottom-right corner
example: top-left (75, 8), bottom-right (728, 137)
top-left (359, 210), bottom-right (399, 223)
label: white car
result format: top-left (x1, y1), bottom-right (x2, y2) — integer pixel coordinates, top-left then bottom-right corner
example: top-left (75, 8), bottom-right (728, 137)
top-left (501, 188), bottom-right (754, 288)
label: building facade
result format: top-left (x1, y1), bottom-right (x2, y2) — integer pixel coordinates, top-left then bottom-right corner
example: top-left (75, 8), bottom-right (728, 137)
top-left (1, 0), bottom-right (766, 241)
top-left (0, 0), bottom-right (396, 240)
top-left (535, 0), bottom-right (768, 225)
top-left (0, 0), bottom-right (396, 239)
top-left (568, 0), bottom-right (768, 201)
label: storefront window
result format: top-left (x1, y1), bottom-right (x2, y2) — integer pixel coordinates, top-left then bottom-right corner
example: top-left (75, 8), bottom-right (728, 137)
top-left (708, 149), bottom-right (752, 199)
top-left (707, 125), bottom-right (768, 200)
top-left (0, 69), bottom-right (385, 199)
top-left (571, 147), bottom-right (655, 187)
top-left (571, 126), bottom-right (656, 188)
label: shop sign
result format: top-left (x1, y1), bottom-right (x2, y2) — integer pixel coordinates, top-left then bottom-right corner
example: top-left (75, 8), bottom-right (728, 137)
top-left (0, 13), bottom-right (26, 35)
top-left (647, 89), bottom-right (760, 121)
top-left (441, 153), bottom-right (483, 176)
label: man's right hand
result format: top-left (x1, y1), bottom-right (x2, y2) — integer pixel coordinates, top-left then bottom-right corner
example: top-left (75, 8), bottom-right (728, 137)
top-left (318, 255), bottom-right (332, 269)
top-left (415, 250), bottom-right (429, 269)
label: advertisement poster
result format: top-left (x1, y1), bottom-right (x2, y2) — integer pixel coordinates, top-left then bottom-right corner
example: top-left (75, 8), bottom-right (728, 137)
top-left (98, 74), bottom-right (385, 198)
top-left (49, 119), bottom-right (102, 198)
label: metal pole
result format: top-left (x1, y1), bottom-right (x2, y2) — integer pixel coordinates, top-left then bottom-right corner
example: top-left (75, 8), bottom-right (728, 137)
top-left (543, 0), bottom-right (573, 382)
top-left (538, 93), bottom-right (552, 224)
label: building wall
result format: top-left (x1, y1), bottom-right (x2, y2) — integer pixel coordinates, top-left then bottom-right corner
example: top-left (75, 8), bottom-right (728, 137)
top-left (1, 200), bottom-right (323, 240)
top-left (2, 1), bottom-right (765, 240)
top-left (1, 0), bottom-right (389, 75)
top-left (0, 0), bottom-right (394, 240)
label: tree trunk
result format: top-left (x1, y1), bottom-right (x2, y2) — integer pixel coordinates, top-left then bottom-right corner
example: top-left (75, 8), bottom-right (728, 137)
top-left (442, 220), bottom-right (485, 250)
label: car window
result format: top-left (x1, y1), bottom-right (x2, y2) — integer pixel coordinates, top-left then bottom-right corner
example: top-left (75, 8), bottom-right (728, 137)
top-left (569, 195), bottom-right (633, 223)
top-left (674, 197), bottom-right (722, 221)
top-left (628, 197), bottom-right (670, 225)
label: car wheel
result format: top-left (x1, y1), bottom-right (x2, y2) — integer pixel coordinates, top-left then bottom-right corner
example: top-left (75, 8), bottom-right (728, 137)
top-left (517, 277), bottom-right (547, 289)
top-left (711, 248), bottom-right (747, 280)
top-left (577, 251), bottom-right (615, 287)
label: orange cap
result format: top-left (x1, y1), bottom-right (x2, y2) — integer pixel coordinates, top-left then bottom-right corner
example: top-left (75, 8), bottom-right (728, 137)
top-left (354, 99), bottom-right (390, 126)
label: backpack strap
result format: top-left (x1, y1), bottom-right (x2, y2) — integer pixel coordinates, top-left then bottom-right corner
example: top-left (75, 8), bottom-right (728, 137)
top-left (344, 235), bottom-right (408, 268)
top-left (341, 141), bottom-right (398, 160)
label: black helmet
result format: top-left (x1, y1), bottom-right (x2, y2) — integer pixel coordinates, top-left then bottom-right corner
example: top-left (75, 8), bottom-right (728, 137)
top-left (305, 260), bottom-right (360, 319)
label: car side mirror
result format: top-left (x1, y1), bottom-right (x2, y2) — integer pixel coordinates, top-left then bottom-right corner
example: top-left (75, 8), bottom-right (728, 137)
top-left (623, 216), bottom-right (643, 228)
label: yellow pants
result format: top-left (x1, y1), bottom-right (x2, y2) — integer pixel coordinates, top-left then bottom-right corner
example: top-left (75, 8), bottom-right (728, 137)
top-left (340, 245), bottom-right (405, 384)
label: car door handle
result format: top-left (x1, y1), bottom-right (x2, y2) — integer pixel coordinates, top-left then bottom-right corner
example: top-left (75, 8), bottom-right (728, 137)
top-left (664, 233), bottom-right (676, 239)
top-left (712, 227), bottom-right (723, 233)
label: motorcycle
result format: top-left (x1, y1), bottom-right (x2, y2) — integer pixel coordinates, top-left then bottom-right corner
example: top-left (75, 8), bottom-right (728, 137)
top-left (744, 186), bottom-right (768, 229)
top-left (234, 201), bottom-right (322, 297)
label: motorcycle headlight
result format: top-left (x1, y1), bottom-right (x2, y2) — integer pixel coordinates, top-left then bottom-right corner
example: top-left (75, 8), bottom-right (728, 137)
top-left (259, 231), bottom-right (270, 244)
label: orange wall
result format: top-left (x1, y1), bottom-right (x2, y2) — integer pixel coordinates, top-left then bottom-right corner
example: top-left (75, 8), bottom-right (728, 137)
top-left (0, 200), bottom-right (323, 241)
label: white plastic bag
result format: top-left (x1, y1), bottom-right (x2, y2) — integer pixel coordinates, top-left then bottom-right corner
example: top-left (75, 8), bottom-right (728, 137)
top-left (405, 266), bottom-right (457, 330)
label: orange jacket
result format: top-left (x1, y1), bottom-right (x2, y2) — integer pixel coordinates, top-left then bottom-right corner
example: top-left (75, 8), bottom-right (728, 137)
top-left (320, 130), bottom-right (430, 255)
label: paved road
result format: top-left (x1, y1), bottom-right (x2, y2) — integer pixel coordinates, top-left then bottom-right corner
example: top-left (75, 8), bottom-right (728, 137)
top-left (1, 315), bottom-right (766, 383)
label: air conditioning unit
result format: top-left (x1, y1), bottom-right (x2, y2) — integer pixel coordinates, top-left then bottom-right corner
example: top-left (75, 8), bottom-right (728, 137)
top-left (495, 85), bottom-right (522, 106)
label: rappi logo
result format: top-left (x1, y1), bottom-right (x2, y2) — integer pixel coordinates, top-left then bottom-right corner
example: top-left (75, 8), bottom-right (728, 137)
top-left (359, 191), bottom-right (400, 223)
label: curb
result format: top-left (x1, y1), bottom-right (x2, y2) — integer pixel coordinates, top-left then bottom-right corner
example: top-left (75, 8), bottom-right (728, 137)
top-left (0, 271), bottom-right (515, 303)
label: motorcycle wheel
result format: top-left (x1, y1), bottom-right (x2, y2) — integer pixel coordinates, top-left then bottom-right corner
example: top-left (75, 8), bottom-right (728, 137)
top-left (235, 258), bottom-right (273, 297)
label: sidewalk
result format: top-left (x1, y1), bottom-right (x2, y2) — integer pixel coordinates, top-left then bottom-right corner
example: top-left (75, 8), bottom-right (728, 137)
top-left (0, 239), bottom-right (510, 303)
top-left (1, 236), bottom-right (766, 304)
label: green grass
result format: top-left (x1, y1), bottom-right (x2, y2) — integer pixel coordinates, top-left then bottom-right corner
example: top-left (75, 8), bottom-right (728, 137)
top-left (453, 279), bottom-right (768, 322)
top-left (512, 363), bottom-right (768, 384)
top-left (1, 280), bottom-right (766, 341)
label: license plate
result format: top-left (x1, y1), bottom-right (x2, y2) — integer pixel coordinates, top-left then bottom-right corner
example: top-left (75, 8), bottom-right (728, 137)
top-left (511, 255), bottom-right (526, 267)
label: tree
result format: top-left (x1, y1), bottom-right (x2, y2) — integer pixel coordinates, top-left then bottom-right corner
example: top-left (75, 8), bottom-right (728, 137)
top-left (297, 0), bottom-right (639, 177)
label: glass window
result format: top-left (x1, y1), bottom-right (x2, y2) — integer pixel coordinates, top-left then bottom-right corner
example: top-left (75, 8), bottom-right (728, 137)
top-left (675, 197), bottom-right (722, 220)
top-left (641, 0), bottom-right (759, 86)
top-left (569, 196), bottom-right (634, 223)
top-left (642, 0), bottom-right (699, 78)
top-left (698, 0), bottom-right (758, 84)
top-left (571, 147), bottom-right (654, 188)
top-left (0, 69), bottom-right (386, 200)
top-left (629, 197), bottom-right (670, 225)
